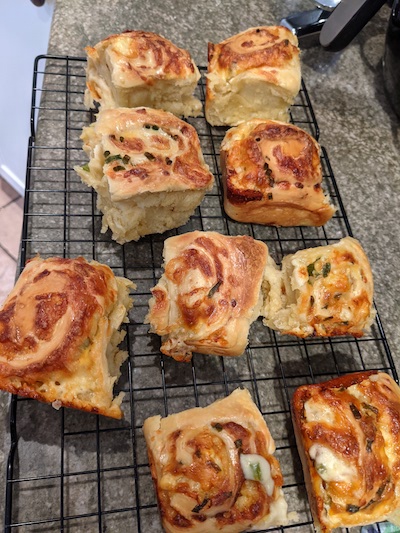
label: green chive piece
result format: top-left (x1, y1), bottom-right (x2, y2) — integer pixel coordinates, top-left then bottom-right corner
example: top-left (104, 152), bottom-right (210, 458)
top-left (103, 150), bottom-right (110, 158)
top-left (82, 164), bottom-right (89, 172)
top-left (212, 423), bottom-right (223, 432)
top-left (105, 154), bottom-right (121, 164)
top-left (122, 155), bottom-right (130, 164)
top-left (192, 498), bottom-right (209, 513)
top-left (113, 165), bottom-right (125, 172)
top-left (144, 124), bottom-right (151, 129)
top-left (323, 263), bottom-right (331, 277)
top-left (152, 125), bottom-right (159, 130)
top-left (267, 193), bottom-right (273, 200)
top-left (346, 504), bottom-right (360, 514)
top-left (119, 136), bottom-right (124, 142)
top-left (144, 152), bottom-right (155, 161)
top-left (250, 462), bottom-right (262, 481)
top-left (208, 280), bottom-right (222, 298)
top-left (234, 439), bottom-right (242, 449)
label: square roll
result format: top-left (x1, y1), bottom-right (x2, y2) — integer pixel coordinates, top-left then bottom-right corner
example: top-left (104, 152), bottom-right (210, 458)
top-left (220, 119), bottom-right (335, 226)
top-left (146, 230), bottom-right (270, 361)
top-left (205, 26), bottom-right (301, 127)
top-left (75, 107), bottom-right (214, 244)
top-left (143, 388), bottom-right (288, 533)
top-left (262, 236), bottom-right (375, 338)
top-left (84, 30), bottom-right (202, 117)
top-left (292, 371), bottom-right (400, 532)
top-left (0, 256), bottom-right (134, 419)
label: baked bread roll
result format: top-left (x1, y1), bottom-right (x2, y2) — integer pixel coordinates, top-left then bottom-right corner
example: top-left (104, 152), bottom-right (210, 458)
top-left (75, 107), bottom-right (214, 244)
top-left (262, 236), bottom-right (375, 338)
top-left (143, 388), bottom-right (288, 533)
top-left (205, 26), bottom-right (301, 126)
top-left (0, 256), bottom-right (134, 419)
top-left (292, 371), bottom-right (400, 533)
top-left (84, 30), bottom-right (202, 117)
top-left (146, 230), bottom-right (269, 361)
top-left (220, 119), bottom-right (335, 226)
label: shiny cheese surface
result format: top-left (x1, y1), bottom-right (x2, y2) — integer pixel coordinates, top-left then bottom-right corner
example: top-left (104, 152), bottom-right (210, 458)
top-left (86, 30), bottom-right (200, 88)
top-left (77, 107), bottom-right (214, 201)
top-left (264, 236), bottom-right (375, 338)
top-left (221, 119), bottom-right (335, 226)
top-left (207, 26), bottom-right (299, 85)
top-left (143, 388), bottom-right (288, 533)
top-left (146, 231), bottom-right (268, 361)
top-left (0, 256), bottom-right (133, 418)
top-left (292, 371), bottom-right (400, 532)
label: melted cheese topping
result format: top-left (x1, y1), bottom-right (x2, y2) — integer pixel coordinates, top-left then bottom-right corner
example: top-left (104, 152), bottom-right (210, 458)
top-left (146, 231), bottom-right (268, 361)
top-left (0, 256), bottom-right (134, 418)
top-left (77, 107), bottom-right (214, 201)
top-left (221, 119), bottom-right (335, 226)
top-left (309, 444), bottom-right (356, 483)
top-left (240, 453), bottom-right (275, 496)
top-left (143, 388), bottom-right (288, 532)
top-left (293, 372), bottom-right (400, 532)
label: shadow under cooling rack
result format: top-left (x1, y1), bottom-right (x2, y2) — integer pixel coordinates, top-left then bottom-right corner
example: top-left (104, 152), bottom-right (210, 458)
top-left (4, 55), bottom-right (398, 533)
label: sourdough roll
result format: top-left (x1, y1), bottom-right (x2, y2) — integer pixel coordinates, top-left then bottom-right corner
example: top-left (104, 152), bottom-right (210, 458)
top-left (146, 230), bottom-right (270, 362)
top-left (143, 388), bottom-right (288, 533)
top-left (206, 26), bottom-right (301, 126)
top-left (75, 107), bottom-right (214, 244)
top-left (262, 236), bottom-right (375, 338)
top-left (292, 371), bottom-right (400, 533)
top-left (221, 119), bottom-right (335, 226)
top-left (0, 256), bottom-right (134, 419)
top-left (84, 30), bottom-right (202, 117)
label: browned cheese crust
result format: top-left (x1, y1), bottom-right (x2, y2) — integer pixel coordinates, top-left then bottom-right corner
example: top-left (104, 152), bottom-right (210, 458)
top-left (143, 388), bottom-right (288, 533)
top-left (85, 30), bottom-right (201, 117)
top-left (205, 26), bottom-right (301, 126)
top-left (86, 30), bottom-right (198, 92)
top-left (292, 371), bottom-right (400, 532)
top-left (221, 119), bottom-right (335, 226)
top-left (146, 231), bottom-right (268, 361)
top-left (0, 256), bottom-right (133, 418)
top-left (84, 107), bottom-right (214, 200)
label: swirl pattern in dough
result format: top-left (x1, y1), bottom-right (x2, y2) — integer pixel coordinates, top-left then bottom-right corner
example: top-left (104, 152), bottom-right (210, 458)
top-left (143, 388), bottom-right (288, 533)
top-left (85, 30), bottom-right (202, 117)
top-left (146, 230), bottom-right (269, 361)
top-left (0, 256), bottom-right (134, 418)
top-left (221, 119), bottom-right (335, 226)
top-left (206, 26), bottom-right (301, 126)
top-left (262, 236), bottom-right (375, 338)
top-left (75, 107), bottom-right (214, 243)
top-left (292, 371), bottom-right (400, 532)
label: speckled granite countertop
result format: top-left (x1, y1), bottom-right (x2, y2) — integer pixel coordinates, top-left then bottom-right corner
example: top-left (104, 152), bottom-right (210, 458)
top-left (1, 0), bottom-right (400, 530)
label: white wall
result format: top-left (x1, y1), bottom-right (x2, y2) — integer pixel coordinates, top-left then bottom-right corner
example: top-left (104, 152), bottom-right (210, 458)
top-left (0, 0), bottom-right (54, 196)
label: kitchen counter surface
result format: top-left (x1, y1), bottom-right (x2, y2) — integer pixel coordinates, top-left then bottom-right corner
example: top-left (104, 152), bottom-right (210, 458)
top-left (1, 0), bottom-right (399, 530)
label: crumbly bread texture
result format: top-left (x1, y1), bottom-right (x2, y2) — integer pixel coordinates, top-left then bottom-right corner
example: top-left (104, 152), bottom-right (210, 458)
top-left (205, 26), bottom-right (301, 126)
top-left (146, 231), bottom-right (269, 361)
top-left (143, 388), bottom-right (288, 533)
top-left (84, 30), bottom-right (202, 117)
top-left (0, 256), bottom-right (134, 419)
top-left (221, 119), bottom-right (335, 226)
top-left (262, 236), bottom-right (375, 338)
top-left (74, 107), bottom-right (214, 244)
top-left (292, 371), bottom-right (400, 533)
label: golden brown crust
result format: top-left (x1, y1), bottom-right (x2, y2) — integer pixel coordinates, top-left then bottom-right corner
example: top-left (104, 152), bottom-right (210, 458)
top-left (146, 231), bottom-right (268, 361)
top-left (86, 30), bottom-right (198, 87)
top-left (78, 107), bottom-right (214, 201)
top-left (143, 388), bottom-right (288, 533)
top-left (263, 237), bottom-right (375, 338)
top-left (0, 256), bottom-right (134, 418)
top-left (205, 26), bottom-right (301, 126)
top-left (208, 26), bottom-right (299, 76)
top-left (85, 31), bottom-right (201, 116)
top-left (221, 119), bottom-right (335, 226)
top-left (292, 371), bottom-right (400, 532)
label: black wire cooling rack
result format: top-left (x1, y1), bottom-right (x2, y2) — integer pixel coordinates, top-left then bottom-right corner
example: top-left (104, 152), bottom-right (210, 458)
top-left (4, 55), bottom-right (398, 533)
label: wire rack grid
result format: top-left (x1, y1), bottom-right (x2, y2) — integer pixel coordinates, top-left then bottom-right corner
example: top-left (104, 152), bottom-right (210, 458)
top-left (4, 54), bottom-right (398, 533)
